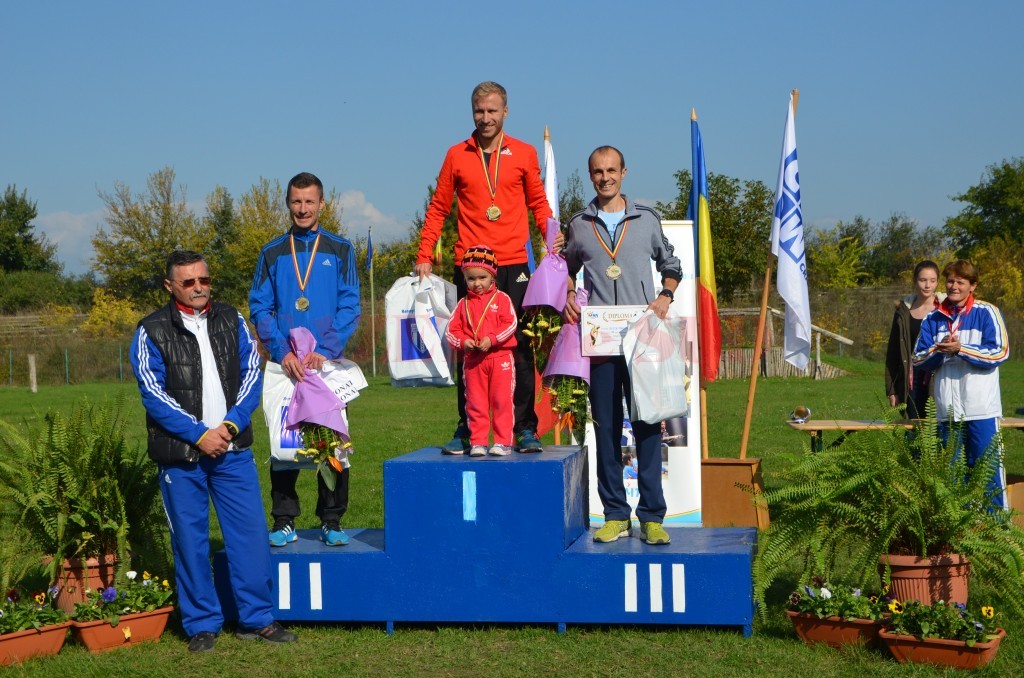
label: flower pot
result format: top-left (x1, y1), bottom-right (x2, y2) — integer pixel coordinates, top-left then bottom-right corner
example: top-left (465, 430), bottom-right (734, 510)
top-left (0, 622), bottom-right (71, 666)
top-left (785, 610), bottom-right (884, 648)
top-left (44, 553), bottom-right (119, 616)
top-left (879, 628), bottom-right (1005, 669)
top-left (71, 606), bottom-right (173, 653)
top-left (880, 554), bottom-right (970, 606)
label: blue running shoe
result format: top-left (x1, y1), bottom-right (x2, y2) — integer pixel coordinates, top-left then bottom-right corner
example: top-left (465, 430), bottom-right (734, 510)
top-left (269, 522), bottom-right (297, 547)
top-left (516, 428), bottom-right (543, 453)
top-left (321, 524), bottom-right (349, 546)
top-left (441, 424), bottom-right (471, 454)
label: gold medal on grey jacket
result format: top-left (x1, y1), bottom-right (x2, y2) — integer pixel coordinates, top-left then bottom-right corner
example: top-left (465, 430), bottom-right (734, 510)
top-left (592, 217), bottom-right (628, 281)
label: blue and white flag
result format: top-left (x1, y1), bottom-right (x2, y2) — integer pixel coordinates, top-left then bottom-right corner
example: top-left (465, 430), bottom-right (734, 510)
top-left (770, 92), bottom-right (811, 370)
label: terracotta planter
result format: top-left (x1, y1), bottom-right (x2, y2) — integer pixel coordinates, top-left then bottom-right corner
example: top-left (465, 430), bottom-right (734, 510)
top-left (0, 622), bottom-right (71, 666)
top-left (71, 606), bottom-right (173, 653)
top-left (879, 628), bottom-right (1005, 669)
top-left (44, 554), bottom-right (119, 616)
top-left (786, 610), bottom-right (884, 648)
top-left (880, 554), bottom-right (969, 605)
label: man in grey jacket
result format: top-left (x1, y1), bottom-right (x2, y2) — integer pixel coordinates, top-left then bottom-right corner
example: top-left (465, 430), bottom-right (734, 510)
top-left (563, 145), bottom-right (681, 545)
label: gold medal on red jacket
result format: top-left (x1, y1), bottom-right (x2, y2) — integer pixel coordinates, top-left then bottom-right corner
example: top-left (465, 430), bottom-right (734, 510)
top-left (477, 132), bottom-right (504, 222)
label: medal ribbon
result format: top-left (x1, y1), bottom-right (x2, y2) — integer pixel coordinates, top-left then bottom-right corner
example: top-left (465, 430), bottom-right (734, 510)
top-left (290, 233), bottom-right (322, 296)
top-left (465, 290), bottom-right (500, 340)
top-left (476, 132), bottom-right (504, 204)
top-left (591, 216), bottom-right (628, 263)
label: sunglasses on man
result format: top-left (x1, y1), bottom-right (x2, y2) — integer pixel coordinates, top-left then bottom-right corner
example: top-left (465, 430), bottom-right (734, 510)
top-left (171, 277), bottom-right (212, 289)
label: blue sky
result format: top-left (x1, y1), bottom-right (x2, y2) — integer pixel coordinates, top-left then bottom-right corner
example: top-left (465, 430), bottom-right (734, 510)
top-left (3, 1), bottom-right (1022, 274)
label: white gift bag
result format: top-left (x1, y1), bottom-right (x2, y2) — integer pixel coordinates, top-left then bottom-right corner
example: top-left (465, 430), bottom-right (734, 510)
top-left (622, 311), bottom-right (688, 424)
top-left (385, 274), bottom-right (457, 387)
top-left (263, 360), bottom-right (365, 469)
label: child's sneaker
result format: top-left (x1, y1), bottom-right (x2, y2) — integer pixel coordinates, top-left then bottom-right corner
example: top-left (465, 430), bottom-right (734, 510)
top-left (488, 444), bottom-right (511, 456)
top-left (469, 445), bottom-right (487, 457)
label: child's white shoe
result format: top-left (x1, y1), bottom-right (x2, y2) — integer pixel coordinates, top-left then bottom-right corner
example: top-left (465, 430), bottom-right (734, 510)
top-left (488, 444), bottom-right (511, 456)
top-left (469, 445), bottom-right (487, 457)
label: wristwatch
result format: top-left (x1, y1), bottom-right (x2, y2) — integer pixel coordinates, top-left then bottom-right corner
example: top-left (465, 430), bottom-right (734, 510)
top-left (659, 288), bottom-right (674, 302)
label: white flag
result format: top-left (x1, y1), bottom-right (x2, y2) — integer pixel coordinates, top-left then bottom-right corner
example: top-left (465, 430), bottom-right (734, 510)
top-left (543, 128), bottom-right (559, 222)
top-left (770, 93), bottom-right (811, 370)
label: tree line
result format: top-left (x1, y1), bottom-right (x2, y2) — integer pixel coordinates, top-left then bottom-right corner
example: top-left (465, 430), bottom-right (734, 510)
top-left (2, 157), bottom-right (1022, 330)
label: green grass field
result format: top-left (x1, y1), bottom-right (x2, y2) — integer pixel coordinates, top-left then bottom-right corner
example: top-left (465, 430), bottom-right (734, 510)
top-left (2, 358), bottom-right (1023, 676)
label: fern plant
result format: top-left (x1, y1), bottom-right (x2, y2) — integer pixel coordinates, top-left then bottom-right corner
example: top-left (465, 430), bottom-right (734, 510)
top-left (0, 395), bottom-right (167, 586)
top-left (752, 401), bottom-right (1024, 618)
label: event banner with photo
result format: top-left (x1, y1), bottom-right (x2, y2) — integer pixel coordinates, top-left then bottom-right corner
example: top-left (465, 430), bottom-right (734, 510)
top-left (585, 220), bottom-right (701, 526)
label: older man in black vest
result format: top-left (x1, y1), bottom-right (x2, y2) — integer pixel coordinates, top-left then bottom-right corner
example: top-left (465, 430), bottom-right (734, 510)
top-left (131, 250), bottom-right (296, 652)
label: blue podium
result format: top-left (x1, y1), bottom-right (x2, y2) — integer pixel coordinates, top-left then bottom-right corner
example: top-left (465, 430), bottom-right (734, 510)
top-left (214, 446), bottom-right (756, 635)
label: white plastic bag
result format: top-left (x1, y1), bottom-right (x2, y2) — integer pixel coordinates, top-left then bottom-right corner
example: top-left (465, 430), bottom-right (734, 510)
top-left (263, 360), bottom-right (365, 469)
top-left (622, 311), bottom-right (688, 424)
top-left (385, 274), bottom-right (457, 386)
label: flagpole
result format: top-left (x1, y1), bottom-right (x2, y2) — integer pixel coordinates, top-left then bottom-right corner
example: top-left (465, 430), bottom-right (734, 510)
top-left (739, 89), bottom-right (798, 459)
top-left (693, 108), bottom-right (711, 461)
top-left (369, 226), bottom-right (377, 377)
top-left (544, 124), bottom-right (564, 447)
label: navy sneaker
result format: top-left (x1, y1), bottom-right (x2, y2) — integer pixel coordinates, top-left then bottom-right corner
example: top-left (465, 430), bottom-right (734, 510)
top-left (235, 621), bottom-right (298, 644)
top-left (269, 521), bottom-right (297, 547)
top-left (320, 523), bottom-right (349, 546)
top-left (516, 428), bottom-right (543, 453)
top-left (441, 424), bottom-right (471, 454)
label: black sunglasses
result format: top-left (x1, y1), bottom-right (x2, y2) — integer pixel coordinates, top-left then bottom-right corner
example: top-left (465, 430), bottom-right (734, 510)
top-left (172, 277), bottom-right (211, 289)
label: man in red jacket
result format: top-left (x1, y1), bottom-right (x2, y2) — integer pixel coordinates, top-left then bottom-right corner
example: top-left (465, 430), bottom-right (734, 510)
top-left (415, 81), bottom-right (553, 453)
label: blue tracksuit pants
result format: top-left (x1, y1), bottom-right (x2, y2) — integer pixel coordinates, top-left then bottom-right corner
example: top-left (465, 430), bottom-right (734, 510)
top-left (938, 418), bottom-right (1007, 511)
top-left (160, 449), bottom-right (275, 636)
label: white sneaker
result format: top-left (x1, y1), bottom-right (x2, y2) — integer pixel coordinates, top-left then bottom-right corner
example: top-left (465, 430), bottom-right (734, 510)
top-left (488, 444), bottom-right (511, 456)
top-left (469, 445), bottom-right (487, 457)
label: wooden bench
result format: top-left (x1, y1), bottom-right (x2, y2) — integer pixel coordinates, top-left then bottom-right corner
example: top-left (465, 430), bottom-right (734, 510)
top-left (786, 417), bottom-right (1024, 454)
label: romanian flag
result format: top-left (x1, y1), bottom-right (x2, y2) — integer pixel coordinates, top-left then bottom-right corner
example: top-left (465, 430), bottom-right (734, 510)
top-left (687, 111), bottom-right (721, 382)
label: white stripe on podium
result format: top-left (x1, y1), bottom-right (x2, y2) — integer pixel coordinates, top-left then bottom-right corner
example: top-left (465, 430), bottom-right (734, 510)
top-left (278, 562), bottom-right (291, 610)
top-left (310, 562), bottom-right (323, 610)
top-left (649, 564), bottom-right (663, 613)
top-left (672, 563), bottom-right (685, 612)
top-left (624, 564), bottom-right (638, 612)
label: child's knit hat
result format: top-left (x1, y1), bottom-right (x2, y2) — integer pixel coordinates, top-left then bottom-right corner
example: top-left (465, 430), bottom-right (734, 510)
top-left (462, 245), bottom-right (498, 276)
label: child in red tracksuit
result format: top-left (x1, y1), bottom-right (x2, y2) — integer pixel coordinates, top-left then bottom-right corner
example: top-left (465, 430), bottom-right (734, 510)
top-left (444, 245), bottom-right (518, 457)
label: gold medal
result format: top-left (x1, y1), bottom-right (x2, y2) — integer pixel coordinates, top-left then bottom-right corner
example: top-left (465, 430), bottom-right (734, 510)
top-left (477, 132), bottom-right (504, 222)
top-left (592, 217), bottom-right (629, 283)
top-left (289, 232), bottom-right (321, 313)
top-left (606, 264), bottom-right (622, 280)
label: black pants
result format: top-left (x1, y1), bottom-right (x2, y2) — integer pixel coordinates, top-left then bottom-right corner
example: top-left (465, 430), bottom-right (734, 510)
top-left (453, 263), bottom-right (538, 435)
top-left (270, 465), bottom-right (349, 527)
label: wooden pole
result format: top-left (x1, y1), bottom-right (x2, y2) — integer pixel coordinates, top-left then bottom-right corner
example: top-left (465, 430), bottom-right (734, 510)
top-left (738, 89), bottom-right (798, 459)
top-left (28, 354), bottom-right (37, 393)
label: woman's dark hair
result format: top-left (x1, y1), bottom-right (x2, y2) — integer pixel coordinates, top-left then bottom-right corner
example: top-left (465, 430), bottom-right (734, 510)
top-left (912, 260), bottom-right (940, 281)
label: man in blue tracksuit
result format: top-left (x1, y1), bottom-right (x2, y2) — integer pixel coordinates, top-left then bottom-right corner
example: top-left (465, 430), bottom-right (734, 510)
top-left (131, 250), bottom-right (297, 652)
top-left (250, 172), bottom-right (361, 547)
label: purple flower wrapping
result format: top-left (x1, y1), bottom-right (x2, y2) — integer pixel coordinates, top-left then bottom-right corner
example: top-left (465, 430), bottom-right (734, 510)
top-left (283, 327), bottom-right (348, 436)
top-left (523, 218), bottom-right (569, 312)
top-left (543, 288), bottom-right (590, 383)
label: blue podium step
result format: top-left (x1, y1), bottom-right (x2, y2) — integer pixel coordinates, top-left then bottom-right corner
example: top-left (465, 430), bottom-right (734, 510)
top-left (214, 446), bottom-right (755, 634)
